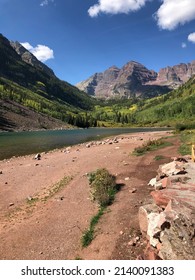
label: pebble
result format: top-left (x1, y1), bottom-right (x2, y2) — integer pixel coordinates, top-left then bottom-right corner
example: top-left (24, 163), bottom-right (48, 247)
top-left (34, 154), bottom-right (41, 160)
top-left (9, 203), bottom-right (14, 207)
top-left (131, 188), bottom-right (137, 193)
top-left (125, 177), bottom-right (130, 181)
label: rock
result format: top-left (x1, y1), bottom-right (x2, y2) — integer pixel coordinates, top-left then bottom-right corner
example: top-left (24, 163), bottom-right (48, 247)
top-left (140, 158), bottom-right (195, 259)
top-left (174, 157), bottom-right (188, 163)
top-left (125, 177), bottom-right (130, 181)
top-left (120, 231), bottom-right (124, 235)
top-left (131, 188), bottom-right (137, 193)
top-left (148, 178), bottom-right (156, 187)
top-left (147, 212), bottom-right (164, 247)
top-left (138, 204), bottom-right (160, 234)
top-left (144, 242), bottom-right (161, 260)
top-left (9, 203), bottom-right (14, 207)
top-left (86, 143), bottom-right (91, 148)
top-left (0, 171), bottom-right (2, 174)
top-left (154, 182), bottom-right (163, 190)
top-left (157, 161), bottom-right (187, 178)
top-left (161, 177), bottom-right (171, 189)
top-left (35, 153), bottom-right (41, 160)
top-left (151, 191), bottom-right (170, 208)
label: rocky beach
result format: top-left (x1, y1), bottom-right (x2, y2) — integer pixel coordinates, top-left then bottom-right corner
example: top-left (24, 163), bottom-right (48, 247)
top-left (0, 130), bottom-right (194, 260)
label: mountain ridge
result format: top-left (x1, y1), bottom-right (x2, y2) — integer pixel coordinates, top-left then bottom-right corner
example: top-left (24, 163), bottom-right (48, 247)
top-left (76, 60), bottom-right (195, 99)
top-left (0, 33), bottom-right (95, 131)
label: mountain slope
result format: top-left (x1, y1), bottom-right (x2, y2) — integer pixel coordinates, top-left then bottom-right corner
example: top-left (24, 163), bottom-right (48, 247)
top-left (76, 60), bottom-right (195, 99)
top-left (0, 34), bottom-right (95, 131)
top-left (0, 34), bottom-right (93, 110)
top-left (134, 75), bottom-right (195, 126)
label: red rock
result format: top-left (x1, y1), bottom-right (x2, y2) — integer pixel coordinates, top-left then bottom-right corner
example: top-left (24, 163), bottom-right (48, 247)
top-left (151, 191), bottom-right (170, 208)
top-left (161, 177), bottom-right (171, 189)
top-left (144, 243), bottom-right (160, 260)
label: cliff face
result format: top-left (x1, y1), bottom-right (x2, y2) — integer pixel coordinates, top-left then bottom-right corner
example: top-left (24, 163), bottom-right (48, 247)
top-left (10, 41), bottom-right (55, 77)
top-left (76, 60), bottom-right (195, 99)
top-left (150, 61), bottom-right (195, 86)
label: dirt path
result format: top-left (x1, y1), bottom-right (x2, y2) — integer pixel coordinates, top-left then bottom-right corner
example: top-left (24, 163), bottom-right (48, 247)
top-left (0, 131), bottom-right (180, 260)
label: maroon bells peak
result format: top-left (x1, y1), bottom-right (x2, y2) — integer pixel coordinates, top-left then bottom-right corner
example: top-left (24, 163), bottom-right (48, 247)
top-left (76, 60), bottom-right (195, 99)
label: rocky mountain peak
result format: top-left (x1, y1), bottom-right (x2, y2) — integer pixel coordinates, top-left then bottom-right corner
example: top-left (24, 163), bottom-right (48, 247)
top-left (10, 41), bottom-right (54, 77)
top-left (76, 59), bottom-right (195, 99)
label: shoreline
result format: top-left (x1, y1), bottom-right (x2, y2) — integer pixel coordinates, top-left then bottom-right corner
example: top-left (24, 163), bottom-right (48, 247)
top-left (0, 130), bottom-right (175, 260)
top-left (0, 127), bottom-right (173, 161)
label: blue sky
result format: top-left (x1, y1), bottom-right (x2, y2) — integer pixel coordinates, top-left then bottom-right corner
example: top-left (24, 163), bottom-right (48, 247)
top-left (1, 0), bottom-right (195, 85)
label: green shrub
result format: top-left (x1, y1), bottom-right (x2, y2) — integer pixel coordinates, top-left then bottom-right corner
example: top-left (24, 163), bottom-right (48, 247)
top-left (154, 155), bottom-right (165, 161)
top-left (132, 138), bottom-right (172, 156)
top-left (88, 168), bottom-right (116, 207)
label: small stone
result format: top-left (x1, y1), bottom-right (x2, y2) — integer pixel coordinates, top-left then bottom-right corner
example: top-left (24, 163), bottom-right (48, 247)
top-left (0, 171), bottom-right (3, 174)
top-left (120, 231), bottom-right (124, 235)
top-left (148, 178), bottom-right (157, 187)
top-left (125, 177), bottom-right (130, 181)
top-left (128, 240), bottom-right (135, 246)
top-left (35, 154), bottom-right (41, 160)
top-left (135, 236), bottom-right (140, 241)
top-left (131, 188), bottom-right (137, 193)
top-left (5, 182), bottom-right (8, 185)
top-left (9, 203), bottom-right (14, 207)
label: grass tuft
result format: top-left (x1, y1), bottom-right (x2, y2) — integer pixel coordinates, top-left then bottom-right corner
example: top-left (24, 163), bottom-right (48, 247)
top-left (81, 207), bottom-right (105, 247)
top-left (154, 155), bottom-right (165, 161)
top-left (132, 138), bottom-right (172, 156)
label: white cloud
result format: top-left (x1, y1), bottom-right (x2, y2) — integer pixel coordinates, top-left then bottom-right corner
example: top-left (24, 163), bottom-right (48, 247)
top-left (88, 0), bottom-right (151, 17)
top-left (155, 0), bottom-right (195, 30)
top-left (181, 42), bottom-right (187, 48)
top-left (188, 32), bottom-right (195, 43)
top-left (21, 42), bottom-right (54, 62)
top-left (21, 42), bottom-right (33, 51)
top-left (40, 0), bottom-right (54, 7)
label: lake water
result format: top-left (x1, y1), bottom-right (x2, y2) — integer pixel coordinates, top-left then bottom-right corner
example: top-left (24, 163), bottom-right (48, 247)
top-left (0, 127), bottom-right (170, 160)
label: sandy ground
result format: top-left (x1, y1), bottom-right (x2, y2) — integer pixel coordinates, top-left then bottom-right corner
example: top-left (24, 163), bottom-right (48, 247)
top-left (0, 130), bottom-right (180, 260)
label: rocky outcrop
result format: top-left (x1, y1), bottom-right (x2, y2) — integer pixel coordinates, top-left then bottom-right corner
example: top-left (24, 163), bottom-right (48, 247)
top-left (148, 61), bottom-right (195, 88)
top-left (139, 157), bottom-right (195, 260)
top-left (10, 41), bottom-right (54, 77)
top-left (76, 61), bottom-right (160, 99)
top-left (76, 60), bottom-right (195, 99)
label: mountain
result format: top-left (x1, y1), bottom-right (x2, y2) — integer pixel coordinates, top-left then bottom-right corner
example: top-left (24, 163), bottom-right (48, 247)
top-left (133, 75), bottom-right (195, 126)
top-left (10, 41), bottom-right (54, 77)
top-left (0, 34), bottom-right (94, 131)
top-left (148, 61), bottom-right (195, 87)
top-left (76, 60), bottom-right (195, 99)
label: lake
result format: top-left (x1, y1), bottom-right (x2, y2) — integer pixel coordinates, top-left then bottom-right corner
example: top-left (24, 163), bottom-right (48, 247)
top-left (0, 127), bottom-right (170, 160)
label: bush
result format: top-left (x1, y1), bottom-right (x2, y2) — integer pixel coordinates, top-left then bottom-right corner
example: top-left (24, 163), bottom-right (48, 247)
top-left (88, 168), bottom-right (116, 207)
top-left (175, 122), bottom-right (195, 132)
top-left (132, 138), bottom-right (172, 156)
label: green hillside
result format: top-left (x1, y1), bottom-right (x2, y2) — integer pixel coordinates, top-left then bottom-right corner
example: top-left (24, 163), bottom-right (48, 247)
top-left (83, 76), bottom-right (195, 128)
top-left (134, 75), bottom-right (195, 127)
top-left (0, 34), bottom-right (96, 130)
top-left (1, 33), bottom-right (195, 131)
